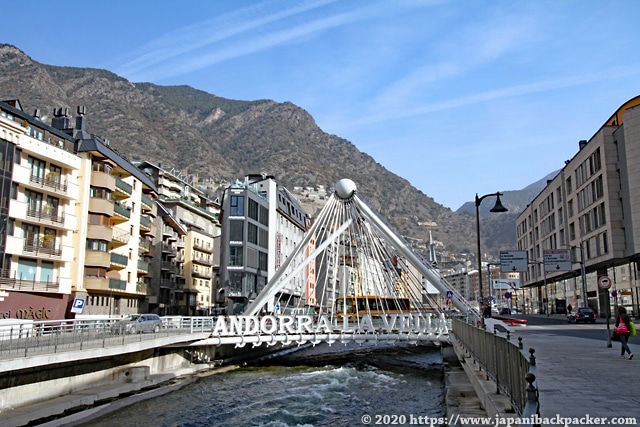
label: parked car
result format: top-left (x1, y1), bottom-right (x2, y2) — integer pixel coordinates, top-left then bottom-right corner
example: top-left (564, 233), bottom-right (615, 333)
top-left (111, 314), bottom-right (162, 334)
top-left (567, 307), bottom-right (596, 324)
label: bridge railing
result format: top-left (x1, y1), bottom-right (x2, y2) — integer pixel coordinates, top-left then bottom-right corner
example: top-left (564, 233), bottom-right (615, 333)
top-left (0, 317), bottom-right (214, 358)
top-left (451, 317), bottom-right (540, 425)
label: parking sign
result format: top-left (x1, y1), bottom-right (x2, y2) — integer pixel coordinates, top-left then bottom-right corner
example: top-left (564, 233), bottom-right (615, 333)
top-left (71, 298), bottom-right (85, 314)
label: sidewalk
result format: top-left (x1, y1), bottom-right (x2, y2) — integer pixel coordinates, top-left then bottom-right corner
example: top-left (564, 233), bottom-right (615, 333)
top-left (505, 315), bottom-right (640, 426)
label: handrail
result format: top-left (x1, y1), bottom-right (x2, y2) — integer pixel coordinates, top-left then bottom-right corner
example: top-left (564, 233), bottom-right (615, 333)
top-left (451, 317), bottom-right (540, 423)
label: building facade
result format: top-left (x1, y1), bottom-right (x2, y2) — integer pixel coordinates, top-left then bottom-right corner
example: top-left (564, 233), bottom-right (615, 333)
top-left (516, 95), bottom-right (640, 316)
top-left (218, 174), bottom-right (311, 315)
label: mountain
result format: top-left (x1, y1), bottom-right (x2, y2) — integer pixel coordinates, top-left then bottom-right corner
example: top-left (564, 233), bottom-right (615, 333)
top-left (0, 44), bottom-right (552, 263)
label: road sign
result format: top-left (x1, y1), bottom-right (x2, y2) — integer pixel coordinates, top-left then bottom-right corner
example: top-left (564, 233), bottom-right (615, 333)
top-left (598, 276), bottom-right (611, 289)
top-left (543, 249), bottom-right (572, 272)
top-left (71, 298), bottom-right (85, 314)
top-left (500, 251), bottom-right (528, 272)
top-left (446, 290), bottom-right (453, 298)
top-left (504, 292), bottom-right (512, 299)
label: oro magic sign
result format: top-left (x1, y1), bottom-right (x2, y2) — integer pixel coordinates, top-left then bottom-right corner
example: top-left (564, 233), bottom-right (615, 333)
top-left (211, 313), bottom-right (441, 336)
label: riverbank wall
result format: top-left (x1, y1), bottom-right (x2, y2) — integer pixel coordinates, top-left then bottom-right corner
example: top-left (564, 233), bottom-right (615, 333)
top-left (442, 342), bottom-right (513, 426)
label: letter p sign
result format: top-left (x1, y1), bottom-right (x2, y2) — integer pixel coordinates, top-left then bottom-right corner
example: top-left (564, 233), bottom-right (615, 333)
top-left (71, 298), bottom-right (85, 313)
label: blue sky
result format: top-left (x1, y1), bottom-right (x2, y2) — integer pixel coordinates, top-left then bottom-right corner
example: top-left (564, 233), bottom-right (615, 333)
top-left (3, 0), bottom-right (640, 210)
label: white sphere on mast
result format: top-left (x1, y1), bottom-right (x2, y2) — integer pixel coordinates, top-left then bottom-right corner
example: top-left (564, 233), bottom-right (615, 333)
top-left (335, 178), bottom-right (357, 199)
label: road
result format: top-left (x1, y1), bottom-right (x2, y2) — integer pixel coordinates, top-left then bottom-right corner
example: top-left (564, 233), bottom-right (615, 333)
top-left (502, 314), bottom-right (619, 344)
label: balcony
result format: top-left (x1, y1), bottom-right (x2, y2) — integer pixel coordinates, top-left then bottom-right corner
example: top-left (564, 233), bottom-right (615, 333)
top-left (136, 282), bottom-right (148, 294)
top-left (161, 261), bottom-right (176, 272)
top-left (162, 243), bottom-right (177, 256)
top-left (85, 251), bottom-right (110, 268)
top-left (192, 255), bottom-right (213, 266)
top-left (137, 260), bottom-right (149, 275)
top-left (191, 268), bottom-right (211, 279)
top-left (114, 176), bottom-right (132, 199)
top-left (23, 241), bottom-right (62, 258)
top-left (110, 252), bottom-right (128, 269)
top-left (90, 170), bottom-right (116, 191)
top-left (139, 238), bottom-right (151, 254)
top-left (141, 193), bottom-right (154, 212)
top-left (88, 197), bottom-right (114, 216)
top-left (112, 202), bottom-right (131, 221)
top-left (109, 278), bottom-right (127, 290)
top-left (193, 240), bottom-right (213, 254)
top-left (87, 224), bottom-right (113, 241)
top-left (112, 228), bottom-right (130, 246)
top-left (12, 164), bottom-right (78, 200)
top-left (0, 269), bottom-right (60, 293)
top-left (83, 277), bottom-right (127, 292)
top-left (160, 278), bottom-right (176, 289)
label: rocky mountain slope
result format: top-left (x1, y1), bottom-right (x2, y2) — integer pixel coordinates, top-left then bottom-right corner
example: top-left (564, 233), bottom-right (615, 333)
top-left (0, 43), bottom-right (550, 262)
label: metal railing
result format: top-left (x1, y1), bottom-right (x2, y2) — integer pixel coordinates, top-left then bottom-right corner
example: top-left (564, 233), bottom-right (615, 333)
top-left (0, 269), bottom-right (60, 292)
top-left (0, 316), bottom-right (215, 359)
top-left (451, 317), bottom-right (540, 424)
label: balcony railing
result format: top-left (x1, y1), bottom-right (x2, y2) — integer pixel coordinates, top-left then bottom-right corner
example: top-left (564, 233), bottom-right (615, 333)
top-left (109, 278), bottom-right (126, 290)
top-left (26, 207), bottom-right (64, 224)
top-left (139, 238), bottom-right (151, 253)
top-left (23, 241), bottom-right (62, 257)
top-left (137, 260), bottom-right (149, 273)
top-left (29, 173), bottom-right (68, 193)
top-left (193, 241), bottom-right (213, 253)
top-left (140, 215), bottom-right (152, 229)
top-left (112, 229), bottom-right (130, 245)
top-left (113, 203), bottom-right (131, 219)
top-left (110, 252), bottom-right (128, 266)
top-left (141, 193), bottom-right (153, 211)
top-left (115, 176), bottom-right (132, 195)
top-left (0, 269), bottom-right (60, 292)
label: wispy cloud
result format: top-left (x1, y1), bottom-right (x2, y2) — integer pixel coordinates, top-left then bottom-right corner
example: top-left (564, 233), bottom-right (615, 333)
top-left (328, 66), bottom-right (640, 132)
top-left (117, 0), bottom-right (337, 79)
top-left (117, 0), bottom-right (403, 82)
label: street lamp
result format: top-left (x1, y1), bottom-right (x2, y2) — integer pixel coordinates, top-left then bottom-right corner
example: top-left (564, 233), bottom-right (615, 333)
top-left (475, 192), bottom-right (508, 303)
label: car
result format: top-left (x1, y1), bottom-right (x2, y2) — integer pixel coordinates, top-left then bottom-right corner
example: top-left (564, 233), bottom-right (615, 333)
top-left (499, 307), bottom-right (513, 315)
top-left (567, 307), bottom-right (596, 324)
top-left (111, 314), bottom-right (162, 334)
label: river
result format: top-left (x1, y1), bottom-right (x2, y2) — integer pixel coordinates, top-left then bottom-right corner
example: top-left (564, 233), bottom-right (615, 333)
top-left (81, 342), bottom-right (445, 427)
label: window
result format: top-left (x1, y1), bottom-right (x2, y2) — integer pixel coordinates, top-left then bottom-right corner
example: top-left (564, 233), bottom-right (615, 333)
top-left (92, 160), bottom-right (112, 174)
top-left (86, 239), bottom-right (108, 252)
top-left (229, 271), bottom-right (243, 294)
top-left (90, 186), bottom-right (111, 199)
top-left (88, 213), bottom-right (109, 225)
top-left (248, 198), bottom-right (258, 220)
top-left (259, 205), bottom-right (269, 226)
top-left (248, 223), bottom-right (258, 244)
top-left (259, 251), bottom-right (268, 271)
top-left (229, 246), bottom-right (243, 266)
top-left (229, 220), bottom-right (244, 241)
top-left (230, 195), bottom-right (244, 216)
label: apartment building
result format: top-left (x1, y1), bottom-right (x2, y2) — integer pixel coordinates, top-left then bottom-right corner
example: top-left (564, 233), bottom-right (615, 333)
top-left (516, 95), bottom-right (640, 316)
top-left (218, 174), bottom-right (311, 315)
top-left (0, 99), bottom-right (162, 320)
top-left (67, 109), bottom-right (158, 318)
top-left (0, 100), bottom-right (80, 320)
top-left (137, 161), bottom-right (220, 316)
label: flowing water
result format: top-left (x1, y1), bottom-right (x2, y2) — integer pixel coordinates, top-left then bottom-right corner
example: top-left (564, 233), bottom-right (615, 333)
top-left (82, 342), bottom-right (445, 427)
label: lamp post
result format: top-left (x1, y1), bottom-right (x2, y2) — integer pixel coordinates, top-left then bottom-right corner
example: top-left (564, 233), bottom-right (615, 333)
top-left (475, 192), bottom-right (508, 303)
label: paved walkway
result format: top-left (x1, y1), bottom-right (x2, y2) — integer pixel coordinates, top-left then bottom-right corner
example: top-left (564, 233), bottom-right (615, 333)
top-left (511, 315), bottom-right (640, 426)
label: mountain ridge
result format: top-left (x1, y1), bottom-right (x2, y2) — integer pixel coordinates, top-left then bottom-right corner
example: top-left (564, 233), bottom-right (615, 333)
top-left (0, 43), bottom-right (552, 262)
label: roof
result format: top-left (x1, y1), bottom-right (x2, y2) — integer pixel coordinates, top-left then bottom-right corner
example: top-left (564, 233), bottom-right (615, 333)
top-left (77, 137), bottom-right (157, 191)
